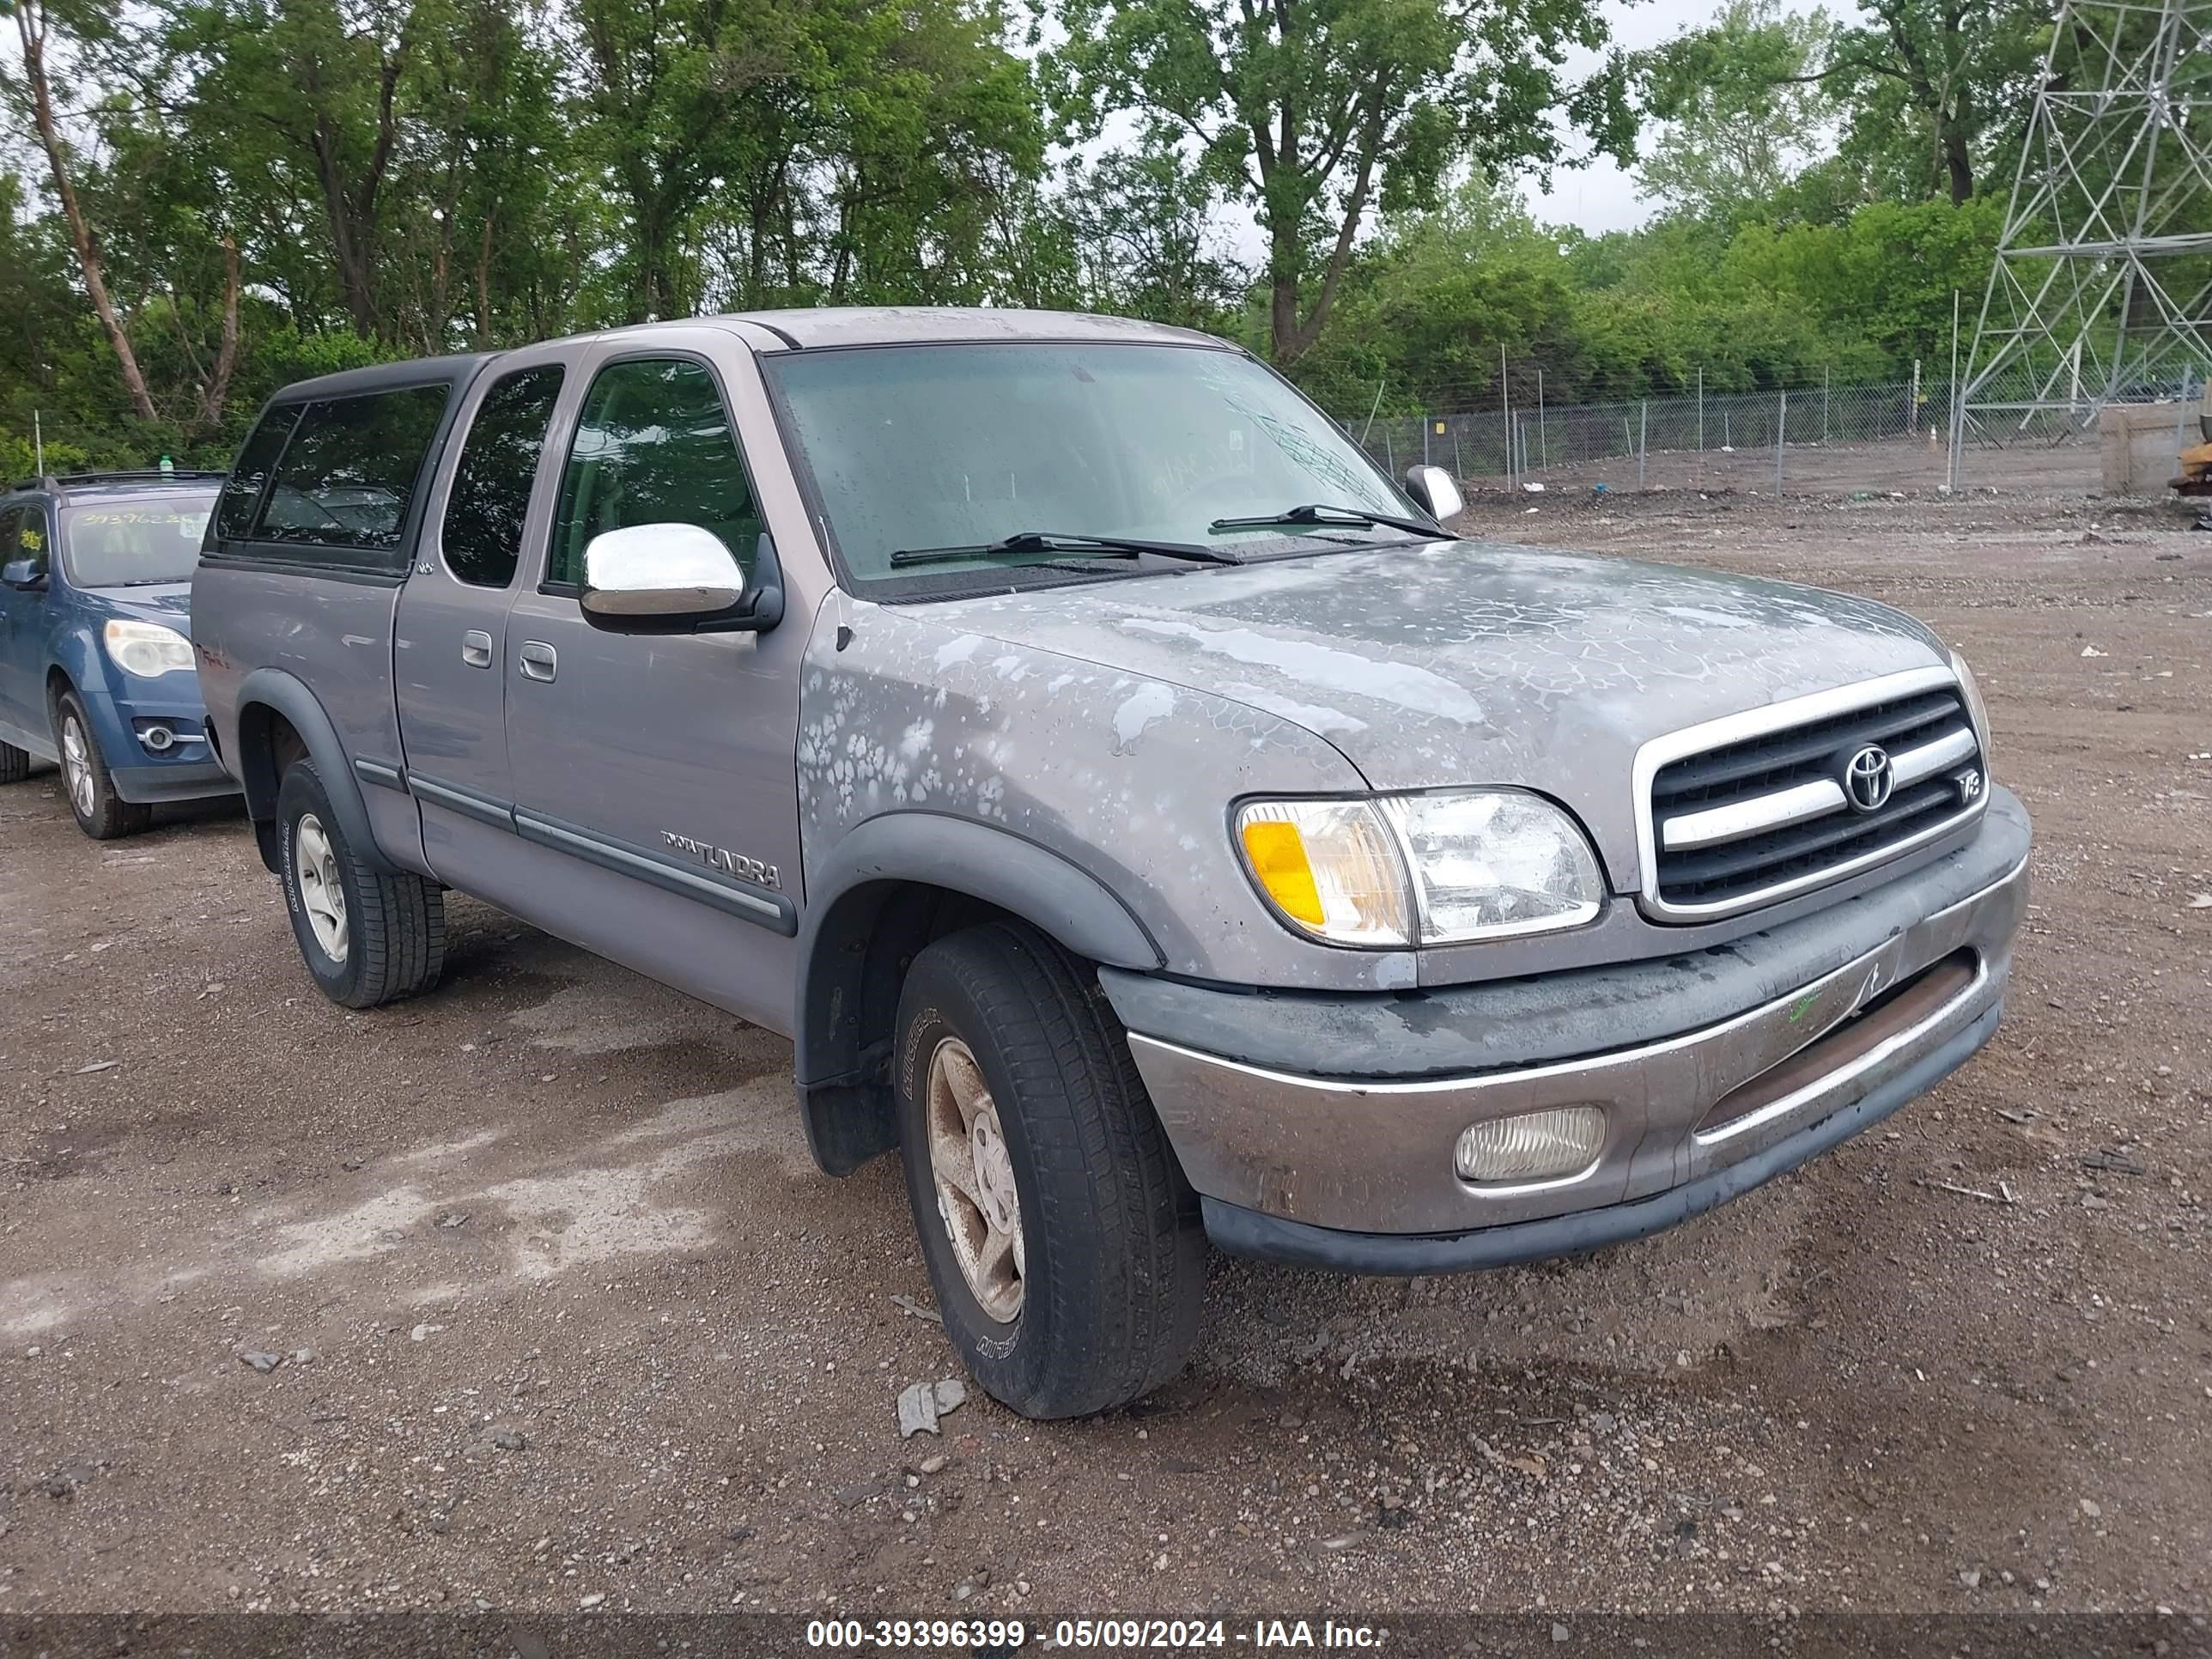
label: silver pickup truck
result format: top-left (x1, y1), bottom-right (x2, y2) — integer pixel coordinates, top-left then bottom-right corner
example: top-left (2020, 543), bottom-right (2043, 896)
top-left (192, 308), bottom-right (2030, 1418)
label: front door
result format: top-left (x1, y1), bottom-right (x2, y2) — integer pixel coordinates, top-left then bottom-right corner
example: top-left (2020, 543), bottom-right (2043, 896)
top-left (501, 342), bottom-right (808, 1033)
top-left (393, 353), bottom-right (572, 887)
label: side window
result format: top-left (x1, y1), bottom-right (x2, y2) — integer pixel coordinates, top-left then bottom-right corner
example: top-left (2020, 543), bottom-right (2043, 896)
top-left (546, 358), bottom-right (763, 591)
top-left (250, 386), bottom-right (451, 561)
top-left (0, 507), bottom-right (23, 576)
top-left (14, 505), bottom-right (51, 573)
top-left (216, 406), bottom-right (300, 542)
top-left (441, 365), bottom-right (564, 588)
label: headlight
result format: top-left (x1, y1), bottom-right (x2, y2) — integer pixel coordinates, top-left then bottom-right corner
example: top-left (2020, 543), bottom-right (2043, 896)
top-left (1236, 790), bottom-right (1604, 947)
top-left (103, 619), bottom-right (195, 678)
top-left (1949, 649), bottom-right (1990, 770)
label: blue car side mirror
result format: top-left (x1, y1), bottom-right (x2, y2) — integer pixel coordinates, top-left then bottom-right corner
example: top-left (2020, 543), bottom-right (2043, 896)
top-left (1, 557), bottom-right (47, 591)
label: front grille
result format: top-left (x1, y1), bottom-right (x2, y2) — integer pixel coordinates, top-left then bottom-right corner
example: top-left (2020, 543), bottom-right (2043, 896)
top-left (1648, 684), bottom-right (1982, 917)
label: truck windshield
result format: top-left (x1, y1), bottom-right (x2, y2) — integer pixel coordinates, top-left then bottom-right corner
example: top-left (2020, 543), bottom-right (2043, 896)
top-left (62, 495), bottom-right (217, 587)
top-left (764, 343), bottom-right (1420, 591)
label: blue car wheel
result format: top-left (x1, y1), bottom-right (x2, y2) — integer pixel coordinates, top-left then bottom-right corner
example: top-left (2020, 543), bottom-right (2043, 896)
top-left (53, 687), bottom-right (153, 840)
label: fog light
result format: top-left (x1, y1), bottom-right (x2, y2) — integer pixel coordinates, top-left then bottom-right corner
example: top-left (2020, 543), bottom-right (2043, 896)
top-left (1455, 1106), bottom-right (1607, 1184)
top-left (141, 724), bottom-right (176, 753)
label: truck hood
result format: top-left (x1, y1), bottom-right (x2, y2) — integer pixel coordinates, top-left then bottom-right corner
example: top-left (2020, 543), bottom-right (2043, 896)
top-left (920, 539), bottom-right (1951, 889)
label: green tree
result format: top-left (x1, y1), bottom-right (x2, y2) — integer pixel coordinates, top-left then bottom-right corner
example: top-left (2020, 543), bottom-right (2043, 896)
top-left (1634, 0), bottom-right (1838, 223)
top-left (1047, 0), bottom-right (1637, 367)
top-left (3, 0), bottom-right (162, 421)
top-left (1808, 0), bottom-right (2046, 205)
top-left (1059, 149), bottom-right (1249, 331)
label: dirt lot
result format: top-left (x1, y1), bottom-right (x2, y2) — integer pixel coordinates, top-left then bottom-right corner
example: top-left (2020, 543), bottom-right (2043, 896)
top-left (3, 484), bottom-right (2209, 1636)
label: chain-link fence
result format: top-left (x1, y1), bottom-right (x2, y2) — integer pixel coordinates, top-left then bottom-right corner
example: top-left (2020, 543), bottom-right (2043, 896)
top-left (1336, 364), bottom-right (2202, 497)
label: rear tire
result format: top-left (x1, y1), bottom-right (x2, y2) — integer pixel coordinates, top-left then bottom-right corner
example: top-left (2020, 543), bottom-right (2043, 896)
top-left (53, 689), bottom-right (151, 840)
top-left (276, 758), bottom-right (446, 1008)
top-left (894, 920), bottom-right (1206, 1419)
top-left (0, 740), bottom-right (29, 785)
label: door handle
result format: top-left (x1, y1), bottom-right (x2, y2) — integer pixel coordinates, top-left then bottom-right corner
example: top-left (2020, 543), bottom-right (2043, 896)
top-left (518, 641), bottom-right (557, 682)
top-left (460, 630), bottom-right (493, 669)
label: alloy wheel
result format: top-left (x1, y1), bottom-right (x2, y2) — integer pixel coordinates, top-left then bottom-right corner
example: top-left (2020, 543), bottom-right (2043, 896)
top-left (60, 715), bottom-right (95, 820)
top-left (293, 812), bottom-right (349, 963)
top-left (925, 1036), bottom-right (1025, 1322)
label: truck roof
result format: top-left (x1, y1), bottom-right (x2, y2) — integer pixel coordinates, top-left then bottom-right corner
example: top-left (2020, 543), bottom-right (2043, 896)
top-left (262, 351), bottom-right (498, 407)
top-left (715, 307), bottom-right (1231, 353)
top-left (258, 311), bottom-right (1233, 408)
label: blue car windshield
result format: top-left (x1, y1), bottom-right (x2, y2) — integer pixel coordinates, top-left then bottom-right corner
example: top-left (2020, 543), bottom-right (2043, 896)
top-left (764, 343), bottom-right (1415, 590)
top-left (61, 495), bottom-right (217, 587)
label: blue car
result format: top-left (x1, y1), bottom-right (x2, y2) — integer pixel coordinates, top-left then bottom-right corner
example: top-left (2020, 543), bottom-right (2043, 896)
top-left (0, 471), bottom-right (239, 837)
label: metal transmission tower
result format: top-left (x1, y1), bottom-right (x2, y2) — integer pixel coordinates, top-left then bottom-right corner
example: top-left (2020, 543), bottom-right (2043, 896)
top-left (1959, 0), bottom-right (2212, 452)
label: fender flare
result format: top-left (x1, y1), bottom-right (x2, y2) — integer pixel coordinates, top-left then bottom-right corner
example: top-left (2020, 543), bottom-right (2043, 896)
top-left (233, 667), bottom-right (396, 874)
top-left (44, 632), bottom-right (107, 724)
top-left (793, 813), bottom-right (1164, 1174)
top-left (42, 638), bottom-right (137, 766)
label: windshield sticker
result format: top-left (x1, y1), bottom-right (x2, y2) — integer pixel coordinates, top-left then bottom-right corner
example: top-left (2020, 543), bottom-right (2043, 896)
top-left (70, 510), bottom-right (204, 533)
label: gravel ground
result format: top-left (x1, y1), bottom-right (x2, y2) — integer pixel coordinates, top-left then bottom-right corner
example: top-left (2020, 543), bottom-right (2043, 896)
top-left (2, 485), bottom-right (2208, 1632)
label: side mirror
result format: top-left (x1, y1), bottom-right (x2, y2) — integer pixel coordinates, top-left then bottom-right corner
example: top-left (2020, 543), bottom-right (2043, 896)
top-left (578, 522), bottom-right (783, 635)
top-left (1, 557), bottom-right (46, 592)
top-left (1403, 464), bottom-right (1464, 523)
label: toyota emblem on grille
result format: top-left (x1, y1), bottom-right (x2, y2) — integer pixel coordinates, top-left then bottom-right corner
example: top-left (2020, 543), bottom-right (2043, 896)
top-left (1843, 744), bottom-right (1894, 812)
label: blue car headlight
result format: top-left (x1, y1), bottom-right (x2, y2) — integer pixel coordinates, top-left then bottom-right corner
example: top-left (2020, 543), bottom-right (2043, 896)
top-left (103, 618), bottom-right (195, 678)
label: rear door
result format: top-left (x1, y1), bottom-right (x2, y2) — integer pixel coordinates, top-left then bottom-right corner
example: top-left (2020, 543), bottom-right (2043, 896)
top-left (0, 504), bottom-right (45, 745)
top-left (393, 349), bottom-right (573, 890)
top-left (498, 333), bottom-right (809, 1032)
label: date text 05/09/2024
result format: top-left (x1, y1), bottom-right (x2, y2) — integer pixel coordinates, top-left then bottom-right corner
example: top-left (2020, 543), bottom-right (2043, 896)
top-left (804, 1618), bottom-right (1387, 1650)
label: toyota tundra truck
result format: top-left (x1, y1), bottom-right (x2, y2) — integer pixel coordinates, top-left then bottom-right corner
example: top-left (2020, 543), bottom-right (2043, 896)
top-left (191, 309), bottom-right (2030, 1419)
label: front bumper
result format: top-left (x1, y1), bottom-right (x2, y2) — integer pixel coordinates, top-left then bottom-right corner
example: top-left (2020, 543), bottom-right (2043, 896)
top-left (76, 672), bottom-right (235, 803)
top-left (109, 758), bottom-right (236, 804)
top-left (1106, 787), bottom-right (2029, 1268)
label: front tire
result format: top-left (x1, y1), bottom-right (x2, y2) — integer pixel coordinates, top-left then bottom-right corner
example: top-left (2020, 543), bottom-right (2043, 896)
top-left (895, 921), bottom-right (1206, 1419)
top-left (276, 758), bottom-right (446, 1008)
top-left (53, 689), bottom-right (151, 840)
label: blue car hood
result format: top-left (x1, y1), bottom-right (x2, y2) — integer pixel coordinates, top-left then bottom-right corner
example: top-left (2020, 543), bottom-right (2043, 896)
top-left (91, 582), bottom-right (194, 635)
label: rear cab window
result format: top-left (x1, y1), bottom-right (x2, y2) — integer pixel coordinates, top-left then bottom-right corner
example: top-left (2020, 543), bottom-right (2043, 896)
top-left (210, 381), bottom-right (458, 575)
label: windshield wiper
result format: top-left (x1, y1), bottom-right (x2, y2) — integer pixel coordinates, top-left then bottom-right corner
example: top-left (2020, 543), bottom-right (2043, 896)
top-left (1208, 503), bottom-right (1445, 538)
top-left (889, 530), bottom-right (1240, 568)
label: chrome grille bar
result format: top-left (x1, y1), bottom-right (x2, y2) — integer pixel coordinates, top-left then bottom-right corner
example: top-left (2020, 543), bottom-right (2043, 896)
top-left (1661, 723), bottom-right (1979, 853)
top-left (1633, 667), bottom-right (1990, 923)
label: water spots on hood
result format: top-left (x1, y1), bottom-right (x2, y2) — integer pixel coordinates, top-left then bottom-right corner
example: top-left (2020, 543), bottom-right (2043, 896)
top-left (1661, 604), bottom-right (1759, 629)
top-left (1110, 683), bottom-right (1176, 752)
top-left (934, 635), bottom-right (984, 669)
top-left (1217, 682), bottom-right (1368, 735)
top-left (1121, 617), bottom-right (1488, 728)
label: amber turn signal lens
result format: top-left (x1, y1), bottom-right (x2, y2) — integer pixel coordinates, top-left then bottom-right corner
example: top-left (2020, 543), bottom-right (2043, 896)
top-left (1239, 818), bottom-right (1325, 925)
